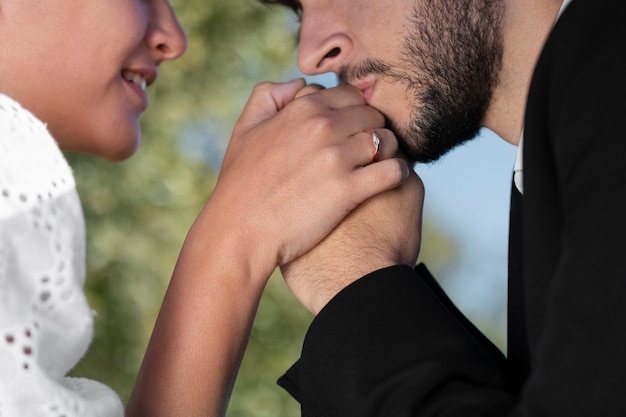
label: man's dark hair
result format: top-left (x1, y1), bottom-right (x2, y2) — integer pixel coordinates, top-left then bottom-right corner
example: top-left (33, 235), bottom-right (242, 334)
top-left (261, 0), bottom-right (302, 17)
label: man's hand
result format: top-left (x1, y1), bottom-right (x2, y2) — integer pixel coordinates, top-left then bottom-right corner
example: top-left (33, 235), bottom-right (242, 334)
top-left (281, 160), bottom-right (424, 315)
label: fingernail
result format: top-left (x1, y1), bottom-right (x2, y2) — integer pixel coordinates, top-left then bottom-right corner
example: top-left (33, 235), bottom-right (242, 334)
top-left (402, 162), bottom-right (411, 180)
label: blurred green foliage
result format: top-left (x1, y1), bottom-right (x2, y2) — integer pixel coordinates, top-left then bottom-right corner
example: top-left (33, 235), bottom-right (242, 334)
top-left (66, 0), bottom-right (459, 415)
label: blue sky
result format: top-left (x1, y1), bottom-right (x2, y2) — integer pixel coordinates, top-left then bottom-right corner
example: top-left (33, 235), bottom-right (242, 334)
top-left (416, 128), bottom-right (517, 345)
top-left (300, 71), bottom-right (518, 346)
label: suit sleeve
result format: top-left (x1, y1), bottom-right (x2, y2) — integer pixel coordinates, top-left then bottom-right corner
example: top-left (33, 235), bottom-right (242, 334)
top-left (278, 264), bottom-right (515, 416)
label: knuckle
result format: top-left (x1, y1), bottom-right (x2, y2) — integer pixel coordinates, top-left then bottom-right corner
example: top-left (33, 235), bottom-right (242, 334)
top-left (287, 92), bottom-right (321, 114)
top-left (251, 81), bottom-right (275, 94)
top-left (307, 113), bottom-right (336, 135)
top-left (295, 84), bottom-right (324, 99)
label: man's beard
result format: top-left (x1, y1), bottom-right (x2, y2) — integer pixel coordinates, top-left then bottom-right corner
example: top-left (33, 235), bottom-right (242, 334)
top-left (338, 0), bottom-right (504, 163)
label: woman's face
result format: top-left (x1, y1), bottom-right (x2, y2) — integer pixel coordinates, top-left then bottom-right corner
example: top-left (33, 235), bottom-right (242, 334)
top-left (0, 0), bottom-right (187, 160)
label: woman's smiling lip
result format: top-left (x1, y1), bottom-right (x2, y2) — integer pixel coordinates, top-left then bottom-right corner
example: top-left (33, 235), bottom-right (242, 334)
top-left (123, 76), bottom-right (149, 113)
top-left (121, 67), bottom-right (157, 113)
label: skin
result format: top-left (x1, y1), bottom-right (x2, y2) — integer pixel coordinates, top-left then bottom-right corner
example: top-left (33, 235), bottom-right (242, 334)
top-left (333, 0), bottom-right (504, 163)
top-left (1, 0), bottom-right (564, 416)
top-left (0, 0), bottom-right (187, 160)
top-left (276, 0), bottom-right (564, 314)
top-left (266, 0), bottom-right (562, 144)
top-left (3, 1), bottom-right (408, 416)
top-left (126, 79), bottom-right (413, 416)
top-left (129, 0), bottom-right (563, 414)
top-left (281, 169), bottom-right (424, 314)
top-left (281, 84), bottom-right (424, 314)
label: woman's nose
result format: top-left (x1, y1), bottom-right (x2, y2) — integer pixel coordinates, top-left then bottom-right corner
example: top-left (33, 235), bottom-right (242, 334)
top-left (146, 1), bottom-right (188, 63)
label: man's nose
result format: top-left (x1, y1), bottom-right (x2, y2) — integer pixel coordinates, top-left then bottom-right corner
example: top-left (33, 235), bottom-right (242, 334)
top-left (297, 15), bottom-right (352, 75)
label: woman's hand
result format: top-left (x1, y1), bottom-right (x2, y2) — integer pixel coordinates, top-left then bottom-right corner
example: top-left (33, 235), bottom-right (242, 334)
top-left (127, 80), bottom-right (411, 417)
top-left (204, 79), bottom-right (411, 282)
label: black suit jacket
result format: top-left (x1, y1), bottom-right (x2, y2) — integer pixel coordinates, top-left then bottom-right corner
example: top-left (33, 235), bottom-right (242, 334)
top-left (278, 0), bottom-right (626, 415)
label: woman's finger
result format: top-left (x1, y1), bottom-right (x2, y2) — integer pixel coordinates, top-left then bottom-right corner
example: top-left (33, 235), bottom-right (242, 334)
top-left (345, 128), bottom-right (400, 167)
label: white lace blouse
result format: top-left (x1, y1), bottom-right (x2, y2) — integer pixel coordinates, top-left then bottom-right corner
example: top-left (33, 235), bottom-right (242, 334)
top-left (0, 94), bottom-right (123, 416)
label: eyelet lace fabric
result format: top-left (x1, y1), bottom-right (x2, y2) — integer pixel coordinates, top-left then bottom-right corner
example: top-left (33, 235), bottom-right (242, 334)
top-left (0, 95), bottom-right (123, 417)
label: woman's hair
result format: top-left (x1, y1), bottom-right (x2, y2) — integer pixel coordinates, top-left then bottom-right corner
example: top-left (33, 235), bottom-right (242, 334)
top-left (261, 0), bottom-right (302, 17)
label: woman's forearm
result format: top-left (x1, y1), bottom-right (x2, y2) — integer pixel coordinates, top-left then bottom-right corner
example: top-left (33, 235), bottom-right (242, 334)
top-left (126, 207), bottom-right (270, 417)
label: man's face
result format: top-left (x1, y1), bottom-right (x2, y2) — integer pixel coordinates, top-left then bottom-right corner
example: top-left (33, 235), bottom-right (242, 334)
top-left (294, 0), bottom-right (504, 163)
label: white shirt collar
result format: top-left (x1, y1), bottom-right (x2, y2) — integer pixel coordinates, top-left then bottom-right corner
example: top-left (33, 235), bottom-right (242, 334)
top-left (513, 0), bottom-right (573, 194)
top-left (558, 0), bottom-right (573, 18)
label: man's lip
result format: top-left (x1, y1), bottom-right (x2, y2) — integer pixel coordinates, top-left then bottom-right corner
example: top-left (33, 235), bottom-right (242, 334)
top-left (350, 78), bottom-right (376, 103)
